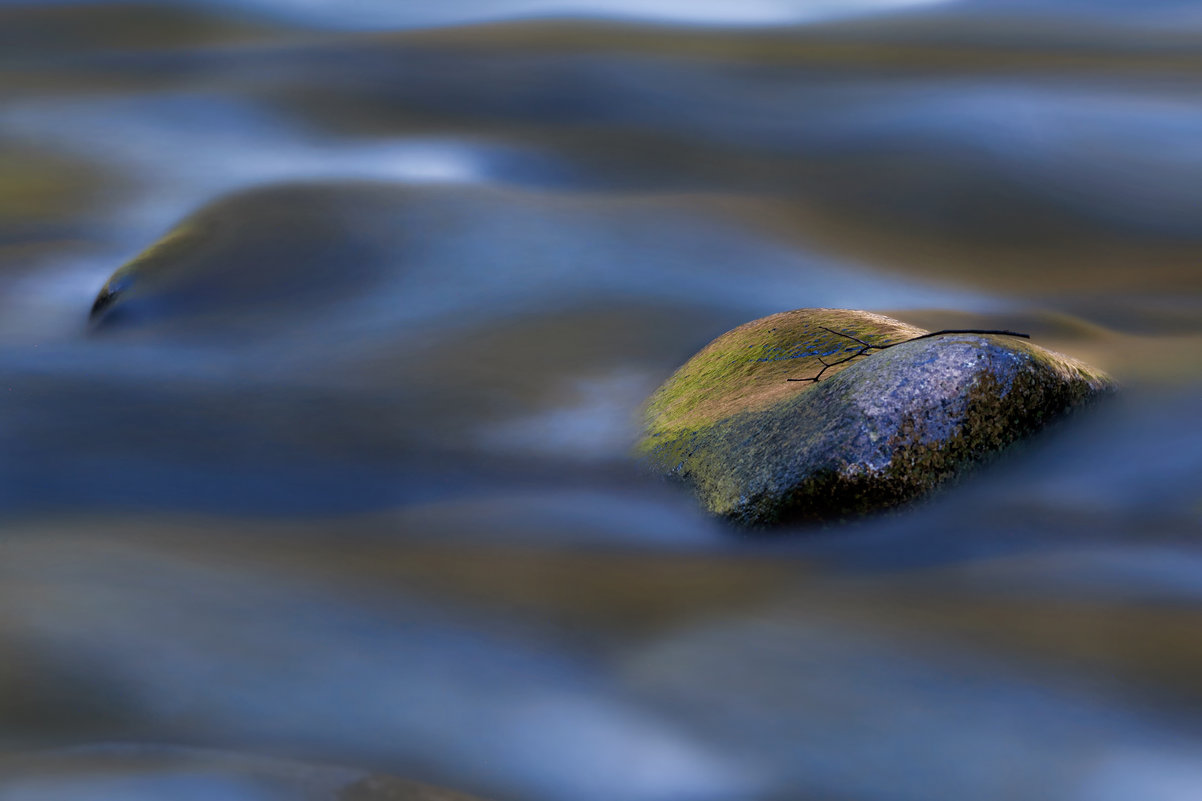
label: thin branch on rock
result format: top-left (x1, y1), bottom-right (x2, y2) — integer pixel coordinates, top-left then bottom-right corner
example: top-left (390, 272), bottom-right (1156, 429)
top-left (785, 345), bottom-right (863, 383)
top-left (892, 328), bottom-right (1030, 344)
top-left (786, 328), bottom-right (1030, 383)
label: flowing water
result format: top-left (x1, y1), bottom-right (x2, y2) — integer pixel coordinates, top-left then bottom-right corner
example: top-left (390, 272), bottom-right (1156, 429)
top-left (1, 1), bottom-right (1201, 799)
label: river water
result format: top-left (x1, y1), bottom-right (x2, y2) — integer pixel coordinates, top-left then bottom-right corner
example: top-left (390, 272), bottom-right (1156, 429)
top-left (0, 2), bottom-right (1200, 800)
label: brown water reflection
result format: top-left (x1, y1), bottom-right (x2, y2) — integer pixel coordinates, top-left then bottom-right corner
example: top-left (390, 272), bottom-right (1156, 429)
top-left (0, 2), bottom-right (1200, 800)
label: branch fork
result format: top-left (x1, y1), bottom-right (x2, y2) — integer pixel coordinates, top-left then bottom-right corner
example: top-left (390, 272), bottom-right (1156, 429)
top-left (786, 328), bottom-right (1030, 383)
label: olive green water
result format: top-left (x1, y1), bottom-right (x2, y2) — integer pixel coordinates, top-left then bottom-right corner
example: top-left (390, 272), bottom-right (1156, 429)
top-left (0, 2), bottom-right (1200, 800)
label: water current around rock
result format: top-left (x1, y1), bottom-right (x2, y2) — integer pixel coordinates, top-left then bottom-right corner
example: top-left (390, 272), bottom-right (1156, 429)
top-left (1, 2), bottom-right (1201, 799)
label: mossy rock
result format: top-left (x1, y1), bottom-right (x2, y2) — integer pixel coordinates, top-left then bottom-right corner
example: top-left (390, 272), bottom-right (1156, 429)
top-left (637, 308), bottom-right (1114, 527)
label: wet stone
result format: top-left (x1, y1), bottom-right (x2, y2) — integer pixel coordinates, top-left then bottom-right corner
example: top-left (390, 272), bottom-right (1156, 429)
top-left (636, 308), bottom-right (1115, 527)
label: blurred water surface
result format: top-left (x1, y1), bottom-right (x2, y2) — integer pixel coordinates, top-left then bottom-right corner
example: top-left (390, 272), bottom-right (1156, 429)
top-left (0, 1), bottom-right (1200, 800)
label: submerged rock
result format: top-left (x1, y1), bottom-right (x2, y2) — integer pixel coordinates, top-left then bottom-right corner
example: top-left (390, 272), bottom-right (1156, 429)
top-left (88, 183), bottom-right (398, 333)
top-left (637, 308), bottom-right (1114, 526)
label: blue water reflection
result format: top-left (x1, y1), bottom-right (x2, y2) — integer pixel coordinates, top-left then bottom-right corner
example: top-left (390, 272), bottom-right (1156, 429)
top-left (0, 1), bottom-right (1201, 800)
top-left (0, 775), bottom-right (292, 801)
top-left (161, 0), bottom-right (955, 30)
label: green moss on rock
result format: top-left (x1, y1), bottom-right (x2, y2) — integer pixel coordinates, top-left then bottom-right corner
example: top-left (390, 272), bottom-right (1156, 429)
top-left (637, 309), bottom-right (1115, 527)
top-left (642, 308), bottom-right (925, 439)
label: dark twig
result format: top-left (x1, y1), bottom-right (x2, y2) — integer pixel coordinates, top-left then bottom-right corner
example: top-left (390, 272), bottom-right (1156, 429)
top-left (785, 346), bottom-right (864, 382)
top-left (897, 328), bottom-right (1030, 343)
top-left (786, 328), bottom-right (1030, 383)
top-left (819, 326), bottom-right (874, 348)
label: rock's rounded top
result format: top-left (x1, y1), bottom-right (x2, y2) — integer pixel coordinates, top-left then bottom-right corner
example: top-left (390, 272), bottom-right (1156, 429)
top-left (638, 308), bottom-right (1115, 527)
top-left (643, 308), bottom-right (926, 440)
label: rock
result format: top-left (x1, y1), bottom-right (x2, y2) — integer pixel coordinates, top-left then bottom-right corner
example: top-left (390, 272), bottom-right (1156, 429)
top-left (88, 183), bottom-right (399, 333)
top-left (637, 308), bottom-right (1114, 526)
